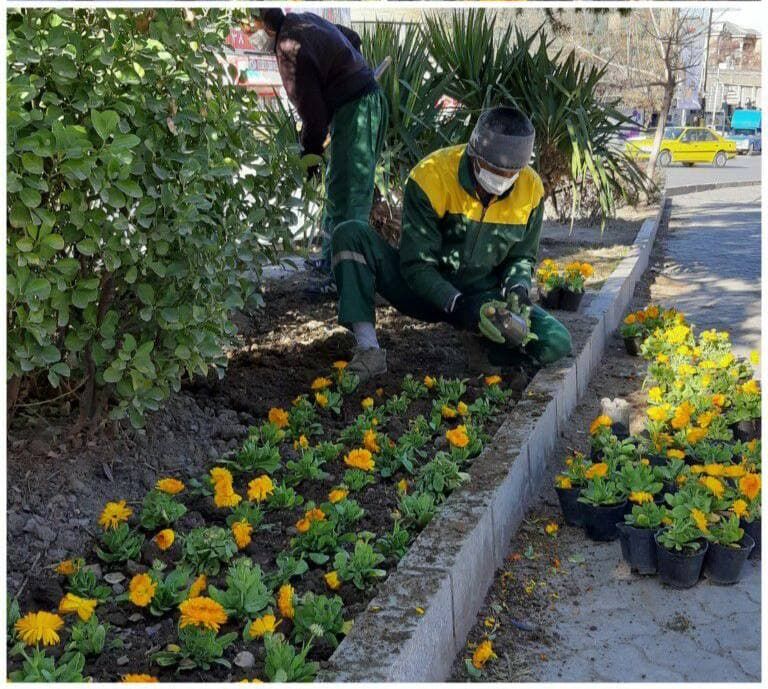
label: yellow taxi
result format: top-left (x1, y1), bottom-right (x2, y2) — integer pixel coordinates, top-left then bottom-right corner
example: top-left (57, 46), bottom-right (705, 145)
top-left (625, 127), bottom-right (737, 167)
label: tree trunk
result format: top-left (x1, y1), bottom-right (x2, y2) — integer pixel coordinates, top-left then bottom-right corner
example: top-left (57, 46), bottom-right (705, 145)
top-left (645, 79), bottom-right (674, 179)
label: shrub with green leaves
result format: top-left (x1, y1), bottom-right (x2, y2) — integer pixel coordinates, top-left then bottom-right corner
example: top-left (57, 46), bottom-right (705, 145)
top-left (6, 8), bottom-right (315, 426)
top-left (148, 565), bottom-right (193, 616)
top-left (398, 491), bottom-right (437, 531)
top-left (333, 536), bottom-right (386, 590)
top-left (263, 633), bottom-right (319, 682)
top-left (152, 625), bottom-right (237, 672)
top-left (208, 558), bottom-right (272, 620)
top-left (139, 490), bottom-right (187, 530)
top-left (62, 616), bottom-right (115, 660)
top-left (292, 592), bottom-right (347, 648)
top-left (182, 526), bottom-right (237, 575)
top-left (96, 523), bottom-right (144, 564)
top-left (376, 521), bottom-right (411, 561)
top-left (231, 438), bottom-right (282, 475)
top-left (9, 648), bottom-right (86, 683)
top-left (66, 568), bottom-right (111, 602)
top-left (416, 453), bottom-right (468, 499)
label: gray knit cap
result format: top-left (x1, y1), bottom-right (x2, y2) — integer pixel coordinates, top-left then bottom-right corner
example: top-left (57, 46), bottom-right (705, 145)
top-left (467, 106), bottom-right (535, 171)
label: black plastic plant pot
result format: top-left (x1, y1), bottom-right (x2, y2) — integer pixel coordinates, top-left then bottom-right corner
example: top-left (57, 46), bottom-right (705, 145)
top-left (654, 533), bottom-right (708, 589)
top-left (731, 419), bottom-right (761, 442)
top-left (581, 500), bottom-right (627, 541)
top-left (616, 522), bottom-right (658, 575)
top-left (611, 422), bottom-right (630, 441)
top-left (647, 453), bottom-right (667, 468)
top-left (539, 287), bottom-right (562, 310)
top-left (704, 534), bottom-right (755, 585)
top-left (555, 486), bottom-right (585, 527)
top-left (589, 446), bottom-right (602, 461)
top-left (741, 518), bottom-right (761, 559)
top-left (623, 336), bottom-right (643, 357)
top-left (559, 288), bottom-right (584, 312)
top-left (662, 480), bottom-right (678, 497)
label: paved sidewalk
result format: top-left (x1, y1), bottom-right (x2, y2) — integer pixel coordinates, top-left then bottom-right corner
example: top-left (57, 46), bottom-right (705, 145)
top-left (651, 187), bottom-right (761, 357)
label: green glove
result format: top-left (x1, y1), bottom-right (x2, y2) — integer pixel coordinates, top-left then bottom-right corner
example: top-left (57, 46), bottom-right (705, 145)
top-left (478, 300), bottom-right (514, 344)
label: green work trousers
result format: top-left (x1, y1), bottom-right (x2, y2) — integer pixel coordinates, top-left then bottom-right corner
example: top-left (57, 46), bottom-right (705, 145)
top-left (320, 88), bottom-right (389, 266)
top-left (331, 220), bottom-right (573, 367)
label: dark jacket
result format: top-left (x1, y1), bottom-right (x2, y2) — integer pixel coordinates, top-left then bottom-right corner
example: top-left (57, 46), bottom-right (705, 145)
top-left (275, 13), bottom-right (376, 156)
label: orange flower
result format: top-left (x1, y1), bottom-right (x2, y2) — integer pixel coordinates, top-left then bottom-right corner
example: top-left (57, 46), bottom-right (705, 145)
top-left (154, 529), bottom-right (175, 551)
top-left (328, 488), bottom-right (349, 504)
top-left (179, 597), bottom-right (228, 632)
top-left (54, 559), bottom-right (80, 576)
top-left (584, 462), bottom-right (608, 479)
top-left (739, 473), bottom-right (761, 501)
top-left (344, 448), bottom-right (375, 471)
top-left (277, 584), bottom-right (295, 619)
top-left (156, 478), bottom-right (185, 495)
top-left (484, 375), bottom-right (502, 386)
top-left (363, 428), bottom-right (381, 454)
top-left (189, 575), bottom-right (207, 598)
top-left (311, 377), bottom-right (333, 391)
top-left (446, 425), bottom-right (470, 448)
top-left (98, 500), bottom-right (132, 530)
top-left (128, 573), bottom-right (157, 608)
top-left (589, 415), bottom-right (612, 435)
top-left (248, 475), bottom-right (275, 502)
top-left (232, 520), bottom-right (253, 549)
top-left (268, 407), bottom-right (289, 428)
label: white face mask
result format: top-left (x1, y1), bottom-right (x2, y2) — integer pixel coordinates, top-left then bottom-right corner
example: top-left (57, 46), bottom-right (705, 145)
top-left (474, 164), bottom-right (519, 197)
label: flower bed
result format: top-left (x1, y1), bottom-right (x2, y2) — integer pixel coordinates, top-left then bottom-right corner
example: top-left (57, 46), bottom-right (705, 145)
top-left (555, 305), bottom-right (761, 588)
top-left (7, 367), bottom-right (520, 681)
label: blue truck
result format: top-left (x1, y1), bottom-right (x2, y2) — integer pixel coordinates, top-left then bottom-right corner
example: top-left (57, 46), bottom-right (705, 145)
top-left (727, 110), bottom-right (761, 155)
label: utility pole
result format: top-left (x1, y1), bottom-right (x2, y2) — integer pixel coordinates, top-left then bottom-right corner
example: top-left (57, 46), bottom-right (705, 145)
top-left (701, 9), bottom-right (713, 124)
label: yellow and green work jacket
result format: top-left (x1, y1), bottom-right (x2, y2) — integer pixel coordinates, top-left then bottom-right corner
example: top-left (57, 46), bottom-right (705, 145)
top-left (400, 144), bottom-right (545, 312)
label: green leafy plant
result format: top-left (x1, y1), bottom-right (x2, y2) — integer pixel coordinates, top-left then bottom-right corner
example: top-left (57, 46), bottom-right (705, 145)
top-left (376, 521), bottom-right (411, 561)
top-left (152, 625), bottom-right (237, 672)
top-left (182, 526), bottom-right (237, 575)
top-left (148, 565), bottom-right (193, 616)
top-left (401, 374), bottom-right (428, 399)
top-left (343, 468), bottom-right (375, 491)
top-left (9, 648), bottom-right (86, 682)
top-left (285, 448), bottom-right (329, 486)
top-left (139, 490), bottom-right (187, 530)
top-left (618, 462), bottom-right (663, 497)
top-left (291, 519), bottom-right (346, 566)
top-left (263, 632), bottom-right (319, 682)
top-left (265, 552), bottom-right (309, 590)
top-left (96, 523), bottom-right (145, 564)
top-left (656, 518), bottom-right (702, 553)
top-left (398, 491), bottom-right (437, 531)
top-left (226, 501), bottom-right (264, 530)
top-left (333, 536), bottom-right (386, 591)
top-left (66, 568), bottom-right (112, 602)
top-left (327, 499), bottom-right (365, 532)
top-left (231, 438), bottom-right (281, 474)
top-left (62, 615), bottom-right (115, 660)
top-left (208, 558), bottom-right (271, 620)
top-left (624, 502), bottom-right (667, 529)
top-left (267, 482), bottom-right (304, 510)
top-left (292, 592), bottom-right (346, 648)
top-left (577, 477), bottom-right (626, 506)
top-left (416, 453), bottom-right (468, 499)
top-left (708, 514), bottom-right (746, 548)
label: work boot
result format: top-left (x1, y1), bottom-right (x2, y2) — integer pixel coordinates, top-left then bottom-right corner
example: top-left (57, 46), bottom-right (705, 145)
top-left (460, 332), bottom-right (501, 375)
top-left (347, 347), bottom-right (387, 383)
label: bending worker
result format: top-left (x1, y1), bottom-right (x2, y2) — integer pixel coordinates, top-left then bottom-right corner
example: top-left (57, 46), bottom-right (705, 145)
top-left (331, 106), bottom-right (572, 382)
top-left (254, 9), bottom-right (388, 290)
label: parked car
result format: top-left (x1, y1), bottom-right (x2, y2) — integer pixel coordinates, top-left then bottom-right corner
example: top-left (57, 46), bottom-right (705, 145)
top-left (726, 110), bottom-right (761, 155)
top-left (625, 127), bottom-right (737, 167)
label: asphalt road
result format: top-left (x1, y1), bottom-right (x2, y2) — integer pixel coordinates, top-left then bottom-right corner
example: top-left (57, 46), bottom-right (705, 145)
top-left (664, 153), bottom-right (761, 189)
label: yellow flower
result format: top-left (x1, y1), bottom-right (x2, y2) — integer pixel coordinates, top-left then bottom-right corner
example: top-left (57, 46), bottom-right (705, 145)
top-left (471, 639), bottom-right (497, 670)
top-left (671, 401), bottom-right (695, 430)
top-left (701, 464), bottom-right (725, 477)
top-left (749, 351), bottom-right (760, 366)
top-left (129, 573), bottom-right (157, 608)
top-left (361, 397), bottom-right (374, 410)
top-left (555, 475), bottom-right (572, 489)
top-left (545, 522), bottom-right (559, 536)
top-left (58, 593), bottom-right (97, 622)
top-left (484, 375), bottom-right (502, 386)
top-left (277, 584), bottom-right (295, 619)
top-left (677, 363), bottom-right (696, 378)
top-left (697, 411), bottom-right (717, 428)
top-left (154, 529), bottom-right (175, 551)
top-left (397, 478), bottom-right (409, 494)
top-left (699, 476), bottom-right (725, 498)
top-left (742, 379), bottom-right (760, 395)
top-left (739, 473), bottom-right (761, 501)
top-left (294, 435), bottom-right (309, 450)
top-left (268, 407), bottom-right (289, 428)
top-left (645, 305), bottom-right (660, 319)
top-left (328, 488), bottom-right (349, 504)
top-left (424, 375), bottom-right (436, 389)
top-left (179, 597), bottom-right (228, 632)
top-left (648, 387), bottom-right (663, 404)
top-left (647, 405), bottom-right (670, 422)
top-left (442, 405), bottom-right (458, 419)
top-left (579, 262), bottom-right (594, 278)
top-left (690, 508), bottom-right (710, 534)
top-left (718, 353), bottom-right (735, 369)
top-left (332, 360), bottom-right (348, 371)
top-left (676, 345), bottom-right (691, 357)
top-left (711, 393), bottom-right (727, 408)
top-left (324, 571), bottom-right (342, 591)
top-left (248, 475), bottom-right (275, 502)
top-left (344, 448), bottom-right (375, 472)
top-left (189, 575), bottom-right (207, 598)
top-left (445, 425), bottom-right (470, 448)
top-left (54, 559), bottom-right (80, 576)
top-left (732, 499), bottom-right (749, 518)
top-left (584, 462), bottom-right (608, 479)
top-left (629, 491), bottom-right (654, 504)
top-left (315, 392), bottom-right (328, 408)
top-left (722, 464), bottom-right (746, 478)
top-left (624, 313), bottom-right (637, 325)
top-left (122, 675), bottom-right (159, 683)
top-left (589, 414), bottom-right (613, 435)
top-left (457, 401), bottom-right (469, 416)
top-left (249, 613), bottom-right (279, 638)
top-left (656, 353), bottom-right (669, 364)
top-left (363, 428), bottom-right (381, 453)
top-left (311, 376), bottom-right (333, 390)
top-left (213, 481), bottom-right (242, 509)
top-left (156, 478), bottom-right (185, 495)
top-left (98, 500), bottom-right (132, 530)
top-left (232, 520), bottom-right (253, 549)
top-left (686, 427), bottom-right (707, 444)
top-left (295, 517), bottom-right (311, 533)
top-left (15, 611), bottom-right (64, 647)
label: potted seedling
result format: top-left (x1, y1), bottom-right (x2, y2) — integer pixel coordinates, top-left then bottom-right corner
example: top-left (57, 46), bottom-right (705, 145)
top-left (654, 507), bottom-right (709, 589)
top-left (577, 476), bottom-right (628, 541)
top-left (652, 458), bottom-right (687, 497)
top-left (559, 261), bottom-right (593, 311)
top-left (703, 514), bottom-right (755, 585)
top-left (618, 462), bottom-right (664, 508)
top-left (738, 496), bottom-right (761, 560)
top-left (728, 379), bottom-right (761, 442)
top-left (617, 501), bottom-right (667, 575)
top-left (620, 311), bottom-right (646, 356)
top-left (535, 259), bottom-right (564, 309)
top-left (554, 452), bottom-right (590, 527)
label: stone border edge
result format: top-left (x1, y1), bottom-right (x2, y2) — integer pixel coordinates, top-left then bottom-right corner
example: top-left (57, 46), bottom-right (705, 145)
top-left (318, 198), bottom-right (668, 682)
top-left (665, 178), bottom-right (760, 197)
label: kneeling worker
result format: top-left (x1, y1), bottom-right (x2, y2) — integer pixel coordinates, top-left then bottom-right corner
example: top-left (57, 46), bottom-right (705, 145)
top-left (331, 106), bottom-right (572, 382)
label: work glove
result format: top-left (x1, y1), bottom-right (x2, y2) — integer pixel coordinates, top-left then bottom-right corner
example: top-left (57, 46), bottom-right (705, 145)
top-left (450, 293), bottom-right (488, 331)
top-left (478, 300), bottom-right (530, 346)
top-left (504, 283), bottom-right (531, 307)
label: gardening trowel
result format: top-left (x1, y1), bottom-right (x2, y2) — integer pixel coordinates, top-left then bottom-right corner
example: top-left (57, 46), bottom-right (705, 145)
top-left (478, 293), bottom-right (536, 348)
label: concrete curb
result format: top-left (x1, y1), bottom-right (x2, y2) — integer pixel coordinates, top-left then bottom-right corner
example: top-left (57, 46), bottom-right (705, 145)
top-left (665, 178), bottom-right (760, 197)
top-left (319, 199), bottom-right (668, 682)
